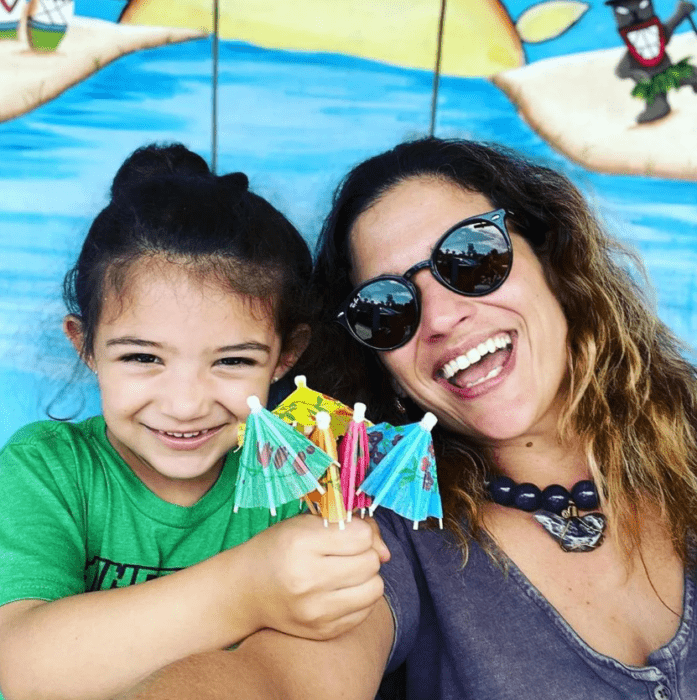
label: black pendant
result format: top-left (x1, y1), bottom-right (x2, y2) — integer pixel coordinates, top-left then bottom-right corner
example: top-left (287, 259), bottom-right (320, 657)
top-left (533, 508), bottom-right (606, 552)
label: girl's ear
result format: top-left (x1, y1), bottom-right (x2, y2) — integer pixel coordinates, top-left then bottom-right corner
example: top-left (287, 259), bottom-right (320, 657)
top-left (63, 315), bottom-right (93, 370)
top-left (273, 324), bottom-right (311, 381)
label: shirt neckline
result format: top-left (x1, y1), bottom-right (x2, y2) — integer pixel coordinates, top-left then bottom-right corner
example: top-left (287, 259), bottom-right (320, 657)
top-left (88, 415), bottom-right (240, 528)
top-left (494, 536), bottom-right (694, 680)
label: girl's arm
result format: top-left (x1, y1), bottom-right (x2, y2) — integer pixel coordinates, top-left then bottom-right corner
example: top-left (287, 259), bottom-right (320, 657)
top-left (118, 596), bottom-right (395, 700)
top-left (0, 515), bottom-right (387, 700)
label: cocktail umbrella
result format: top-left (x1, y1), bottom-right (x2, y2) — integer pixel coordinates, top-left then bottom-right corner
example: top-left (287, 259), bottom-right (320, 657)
top-left (338, 403), bottom-right (371, 521)
top-left (358, 413), bottom-right (443, 530)
top-left (233, 396), bottom-right (334, 516)
top-left (307, 411), bottom-right (347, 529)
top-left (272, 375), bottom-right (356, 438)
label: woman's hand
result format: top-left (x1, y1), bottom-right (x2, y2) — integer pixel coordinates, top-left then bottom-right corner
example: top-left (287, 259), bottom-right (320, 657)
top-left (236, 513), bottom-right (390, 640)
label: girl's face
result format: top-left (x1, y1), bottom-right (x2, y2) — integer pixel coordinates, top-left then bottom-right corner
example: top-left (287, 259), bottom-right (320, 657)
top-left (66, 260), bottom-right (303, 506)
top-left (349, 177), bottom-right (569, 446)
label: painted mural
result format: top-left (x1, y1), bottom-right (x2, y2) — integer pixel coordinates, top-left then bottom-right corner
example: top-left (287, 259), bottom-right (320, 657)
top-left (0, 0), bottom-right (695, 444)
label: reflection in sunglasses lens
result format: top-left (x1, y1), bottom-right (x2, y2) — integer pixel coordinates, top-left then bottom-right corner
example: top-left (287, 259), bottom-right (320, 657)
top-left (347, 278), bottom-right (417, 348)
top-left (434, 222), bottom-right (511, 294)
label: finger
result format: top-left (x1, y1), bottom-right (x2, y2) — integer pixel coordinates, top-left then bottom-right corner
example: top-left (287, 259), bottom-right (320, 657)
top-left (312, 575), bottom-right (385, 624)
top-left (304, 603), bottom-right (379, 641)
top-left (363, 516), bottom-right (391, 563)
top-left (318, 548), bottom-right (382, 589)
top-left (310, 518), bottom-right (376, 556)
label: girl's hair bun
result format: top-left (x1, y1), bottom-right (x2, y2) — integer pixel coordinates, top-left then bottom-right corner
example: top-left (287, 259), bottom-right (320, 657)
top-left (111, 143), bottom-right (210, 199)
top-left (64, 141), bottom-right (313, 362)
top-left (216, 172), bottom-right (249, 207)
top-left (219, 172), bottom-right (249, 192)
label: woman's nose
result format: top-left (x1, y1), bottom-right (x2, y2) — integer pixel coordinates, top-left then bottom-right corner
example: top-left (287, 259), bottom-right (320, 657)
top-left (415, 271), bottom-right (476, 342)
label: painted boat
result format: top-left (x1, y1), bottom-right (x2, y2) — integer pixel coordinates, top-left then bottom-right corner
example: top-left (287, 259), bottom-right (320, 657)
top-left (0, 0), bottom-right (24, 40)
top-left (26, 0), bottom-right (73, 51)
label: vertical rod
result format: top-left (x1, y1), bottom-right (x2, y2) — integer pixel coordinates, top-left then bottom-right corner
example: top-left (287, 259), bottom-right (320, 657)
top-left (429, 0), bottom-right (447, 137)
top-left (211, 0), bottom-right (220, 173)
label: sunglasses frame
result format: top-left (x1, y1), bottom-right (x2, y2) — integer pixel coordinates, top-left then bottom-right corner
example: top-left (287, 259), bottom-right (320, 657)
top-left (336, 209), bottom-right (513, 351)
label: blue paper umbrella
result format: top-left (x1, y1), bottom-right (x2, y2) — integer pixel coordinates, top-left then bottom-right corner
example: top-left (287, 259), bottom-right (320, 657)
top-left (233, 396), bottom-right (334, 516)
top-left (358, 413), bottom-right (443, 529)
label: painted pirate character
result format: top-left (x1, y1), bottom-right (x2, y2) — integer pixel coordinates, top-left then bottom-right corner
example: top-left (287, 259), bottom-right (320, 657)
top-left (607, 0), bottom-right (697, 123)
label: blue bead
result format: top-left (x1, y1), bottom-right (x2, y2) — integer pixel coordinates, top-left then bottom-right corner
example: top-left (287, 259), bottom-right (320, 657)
top-left (541, 484), bottom-right (571, 515)
top-left (571, 480), bottom-right (599, 510)
top-left (513, 483), bottom-right (542, 511)
top-left (489, 476), bottom-right (515, 506)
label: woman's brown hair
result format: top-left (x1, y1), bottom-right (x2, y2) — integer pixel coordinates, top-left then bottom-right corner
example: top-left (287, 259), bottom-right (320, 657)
top-left (306, 136), bottom-right (697, 562)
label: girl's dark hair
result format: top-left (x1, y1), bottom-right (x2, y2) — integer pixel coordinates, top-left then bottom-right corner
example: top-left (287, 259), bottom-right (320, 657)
top-left (63, 143), bottom-right (312, 358)
top-left (308, 136), bottom-right (697, 562)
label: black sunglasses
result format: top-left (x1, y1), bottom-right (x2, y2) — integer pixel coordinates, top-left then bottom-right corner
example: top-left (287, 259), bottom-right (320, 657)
top-left (336, 209), bottom-right (513, 351)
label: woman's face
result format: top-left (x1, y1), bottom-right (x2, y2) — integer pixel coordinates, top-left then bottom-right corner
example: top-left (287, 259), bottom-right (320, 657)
top-left (349, 177), bottom-right (569, 446)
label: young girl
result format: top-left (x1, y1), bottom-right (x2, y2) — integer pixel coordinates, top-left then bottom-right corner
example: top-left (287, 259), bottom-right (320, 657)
top-left (0, 144), bottom-right (387, 700)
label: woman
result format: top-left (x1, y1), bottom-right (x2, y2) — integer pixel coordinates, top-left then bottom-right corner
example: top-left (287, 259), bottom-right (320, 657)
top-left (122, 137), bottom-right (697, 699)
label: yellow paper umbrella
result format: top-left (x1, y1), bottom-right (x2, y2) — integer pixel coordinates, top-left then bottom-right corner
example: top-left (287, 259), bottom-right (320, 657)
top-left (273, 375), bottom-right (357, 439)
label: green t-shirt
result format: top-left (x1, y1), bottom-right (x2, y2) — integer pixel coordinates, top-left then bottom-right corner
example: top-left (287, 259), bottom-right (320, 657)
top-left (0, 416), bottom-right (301, 605)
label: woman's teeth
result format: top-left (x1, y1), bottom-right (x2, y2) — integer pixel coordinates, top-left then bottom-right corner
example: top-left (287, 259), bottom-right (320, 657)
top-left (441, 333), bottom-right (512, 381)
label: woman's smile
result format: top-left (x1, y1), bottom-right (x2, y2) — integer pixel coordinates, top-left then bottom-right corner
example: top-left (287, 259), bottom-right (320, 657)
top-left (438, 331), bottom-right (514, 387)
top-left (350, 177), bottom-right (569, 443)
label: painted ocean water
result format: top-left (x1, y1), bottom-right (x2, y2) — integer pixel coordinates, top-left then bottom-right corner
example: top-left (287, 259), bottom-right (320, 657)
top-left (0, 37), bottom-right (695, 444)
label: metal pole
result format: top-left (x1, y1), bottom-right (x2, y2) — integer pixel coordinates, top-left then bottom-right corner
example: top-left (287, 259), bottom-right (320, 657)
top-left (211, 0), bottom-right (220, 173)
top-left (429, 0), bottom-right (447, 136)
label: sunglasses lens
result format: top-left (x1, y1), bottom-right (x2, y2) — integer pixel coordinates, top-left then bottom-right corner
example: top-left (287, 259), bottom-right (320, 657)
top-left (345, 278), bottom-right (418, 350)
top-left (433, 220), bottom-right (512, 295)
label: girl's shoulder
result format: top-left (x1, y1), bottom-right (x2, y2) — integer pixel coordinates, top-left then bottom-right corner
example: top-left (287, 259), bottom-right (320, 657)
top-left (1, 416), bottom-right (108, 466)
top-left (4, 415), bottom-right (103, 444)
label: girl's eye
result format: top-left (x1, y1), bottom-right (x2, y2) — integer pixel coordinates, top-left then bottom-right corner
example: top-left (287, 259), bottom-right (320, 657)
top-left (217, 357), bottom-right (256, 367)
top-left (120, 353), bottom-right (160, 364)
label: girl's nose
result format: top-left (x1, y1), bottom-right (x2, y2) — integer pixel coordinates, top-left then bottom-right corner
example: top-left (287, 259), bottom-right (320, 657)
top-left (159, 369), bottom-right (211, 421)
top-left (415, 270), bottom-right (477, 342)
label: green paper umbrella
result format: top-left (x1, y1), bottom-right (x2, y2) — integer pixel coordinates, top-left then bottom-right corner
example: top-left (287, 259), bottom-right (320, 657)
top-left (233, 396), bottom-right (334, 515)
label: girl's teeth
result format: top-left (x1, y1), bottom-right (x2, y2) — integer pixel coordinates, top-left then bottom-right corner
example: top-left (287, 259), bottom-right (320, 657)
top-left (161, 429), bottom-right (210, 438)
top-left (486, 338), bottom-right (496, 353)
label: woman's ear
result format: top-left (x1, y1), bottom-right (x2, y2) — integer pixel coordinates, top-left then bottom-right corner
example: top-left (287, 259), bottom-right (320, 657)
top-left (63, 315), bottom-right (93, 371)
top-left (273, 324), bottom-right (311, 381)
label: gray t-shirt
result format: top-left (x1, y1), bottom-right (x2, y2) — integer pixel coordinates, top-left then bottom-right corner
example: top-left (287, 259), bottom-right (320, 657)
top-left (375, 507), bottom-right (696, 700)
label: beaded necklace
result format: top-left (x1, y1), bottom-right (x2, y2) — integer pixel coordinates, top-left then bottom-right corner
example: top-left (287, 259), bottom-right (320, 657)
top-left (486, 476), bottom-right (606, 552)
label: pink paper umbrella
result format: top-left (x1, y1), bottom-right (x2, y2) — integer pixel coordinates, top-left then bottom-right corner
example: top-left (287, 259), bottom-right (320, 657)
top-left (339, 402), bottom-right (372, 521)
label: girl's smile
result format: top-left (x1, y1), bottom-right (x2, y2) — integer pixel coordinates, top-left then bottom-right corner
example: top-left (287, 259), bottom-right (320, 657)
top-left (66, 258), bottom-right (295, 506)
top-left (147, 424), bottom-right (227, 451)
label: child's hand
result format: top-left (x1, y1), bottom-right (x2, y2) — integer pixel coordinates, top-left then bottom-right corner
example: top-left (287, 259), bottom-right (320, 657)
top-left (238, 513), bottom-right (390, 641)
